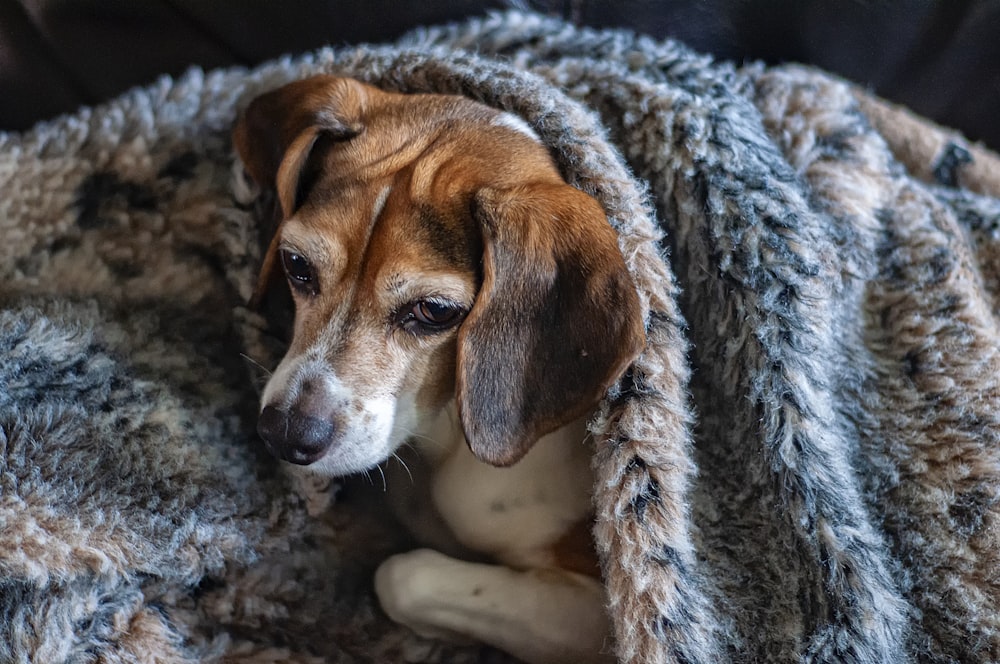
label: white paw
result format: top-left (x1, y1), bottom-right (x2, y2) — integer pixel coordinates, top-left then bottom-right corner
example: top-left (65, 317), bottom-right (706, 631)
top-left (374, 549), bottom-right (473, 644)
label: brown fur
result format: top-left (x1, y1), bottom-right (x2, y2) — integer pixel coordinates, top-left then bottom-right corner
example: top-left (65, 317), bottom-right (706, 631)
top-left (551, 517), bottom-right (603, 577)
top-left (233, 75), bottom-right (644, 467)
top-left (232, 76), bottom-right (645, 663)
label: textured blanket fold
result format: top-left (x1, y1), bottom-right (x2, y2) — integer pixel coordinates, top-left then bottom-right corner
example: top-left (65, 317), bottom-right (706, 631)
top-left (3, 11), bottom-right (1000, 663)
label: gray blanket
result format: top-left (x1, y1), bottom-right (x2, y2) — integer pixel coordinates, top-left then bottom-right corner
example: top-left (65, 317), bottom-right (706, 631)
top-left (3, 11), bottom-right (1000, 663)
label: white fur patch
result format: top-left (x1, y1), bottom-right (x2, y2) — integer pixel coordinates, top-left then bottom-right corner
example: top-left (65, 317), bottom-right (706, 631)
top-left (372, 184), bottom-right (392, 225)
top-left (494, 113), bottom-right (541, 142)
top-left (230, 156), bottom-right (258, 205)
top-left (262, 351), bottom-right (418, 477)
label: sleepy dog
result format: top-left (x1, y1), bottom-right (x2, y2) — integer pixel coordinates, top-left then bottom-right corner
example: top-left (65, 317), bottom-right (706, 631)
top-left (233, 75), bottom-right (645, 664)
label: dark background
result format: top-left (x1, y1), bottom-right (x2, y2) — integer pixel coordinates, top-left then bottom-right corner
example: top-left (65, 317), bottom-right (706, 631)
top-left (2, 0), bottom-right (997, 150)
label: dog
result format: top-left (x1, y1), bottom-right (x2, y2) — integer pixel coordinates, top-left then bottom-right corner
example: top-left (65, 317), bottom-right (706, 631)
top-left (233, 75), bottom-right (645, 664)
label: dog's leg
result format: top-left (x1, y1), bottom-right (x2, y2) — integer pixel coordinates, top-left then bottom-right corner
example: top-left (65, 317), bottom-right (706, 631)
top-left (375, 548), bottom-right (614, 664)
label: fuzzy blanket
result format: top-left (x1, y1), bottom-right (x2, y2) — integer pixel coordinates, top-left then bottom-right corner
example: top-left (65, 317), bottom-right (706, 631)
top-left (4, 11), bottom-right (1000, 664)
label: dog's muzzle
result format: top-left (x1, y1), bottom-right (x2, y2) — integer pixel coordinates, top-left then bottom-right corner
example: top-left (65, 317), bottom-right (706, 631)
top-left (257, 405), bottom-right (335, 465)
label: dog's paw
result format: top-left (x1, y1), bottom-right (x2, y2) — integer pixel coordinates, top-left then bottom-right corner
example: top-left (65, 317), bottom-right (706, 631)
top-left (374, 549), bottom-right (474, 644)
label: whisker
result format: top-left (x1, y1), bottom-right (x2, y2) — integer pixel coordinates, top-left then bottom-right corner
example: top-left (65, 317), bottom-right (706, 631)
top-left (361, 468), bottom-right (374, 486)
top-left (390, 425), bottom-right (446, 453)
top-left (375, 464), bottom-right (387, 492)
top-left (240, 353), bottom-right (273, 377)
top-left (392, 452), bottom-right (414, 484)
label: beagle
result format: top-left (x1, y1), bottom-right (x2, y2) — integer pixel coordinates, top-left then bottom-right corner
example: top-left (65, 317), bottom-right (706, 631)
top-left (233, 75), bottom-right (645, 664)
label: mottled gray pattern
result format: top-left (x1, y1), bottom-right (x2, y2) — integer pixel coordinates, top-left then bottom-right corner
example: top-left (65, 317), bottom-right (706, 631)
top-left (3, 11), bottom-right (1000, 663)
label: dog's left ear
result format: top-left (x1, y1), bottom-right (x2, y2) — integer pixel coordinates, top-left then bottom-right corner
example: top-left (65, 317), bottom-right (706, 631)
top-left (457, 183), bottom-right (646, 466)
top-left (232, 75), bottom-right (367, 307)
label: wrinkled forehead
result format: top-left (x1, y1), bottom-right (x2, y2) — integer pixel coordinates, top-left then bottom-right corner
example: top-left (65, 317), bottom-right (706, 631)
top-left (277, 97), bottom-right (553, 274)
top-left (282, 171), bottom-right (481, 280)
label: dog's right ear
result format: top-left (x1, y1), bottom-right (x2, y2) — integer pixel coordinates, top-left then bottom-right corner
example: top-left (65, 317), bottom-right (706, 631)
top-left (232, 75), bottom-right (367, 307)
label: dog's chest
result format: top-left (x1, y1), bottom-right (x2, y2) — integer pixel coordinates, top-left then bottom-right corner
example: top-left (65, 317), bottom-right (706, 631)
top-left (427, 418), bottom-right (595, 569)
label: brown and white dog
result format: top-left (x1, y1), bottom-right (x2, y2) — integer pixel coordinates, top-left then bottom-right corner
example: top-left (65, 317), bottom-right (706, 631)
top-left (233, 75), bottom-right (645, 664)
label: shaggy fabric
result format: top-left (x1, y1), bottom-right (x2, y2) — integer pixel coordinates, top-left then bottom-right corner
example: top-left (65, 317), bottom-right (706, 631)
top-left (3, 10), bottom-right (1000, 663)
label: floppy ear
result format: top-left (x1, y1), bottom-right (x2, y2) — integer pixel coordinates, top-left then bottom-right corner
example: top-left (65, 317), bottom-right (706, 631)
top-left (457, 183), bottom-right (646, 466)
top-left (231, 75), bottom-right (367, 307)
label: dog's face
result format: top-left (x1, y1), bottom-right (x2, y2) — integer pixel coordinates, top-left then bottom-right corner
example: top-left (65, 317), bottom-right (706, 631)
top-left (234, 76), bottom-right (645, 476)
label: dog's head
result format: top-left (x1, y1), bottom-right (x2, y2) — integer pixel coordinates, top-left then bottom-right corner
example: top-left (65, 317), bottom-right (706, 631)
top-left (234, 75), bottom-right (645, 475)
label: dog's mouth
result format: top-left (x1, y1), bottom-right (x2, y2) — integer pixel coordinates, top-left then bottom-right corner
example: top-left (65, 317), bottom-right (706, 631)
top-left (257, 404), bottom-right (335, 465)
top-left (255, 383), bottom-right (413, 477)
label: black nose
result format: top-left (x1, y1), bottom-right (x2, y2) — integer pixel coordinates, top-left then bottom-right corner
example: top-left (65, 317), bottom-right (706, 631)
top-left (257, 405), bottom-right (335, 465)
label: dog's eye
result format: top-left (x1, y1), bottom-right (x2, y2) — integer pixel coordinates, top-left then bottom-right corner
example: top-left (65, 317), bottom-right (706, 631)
top-left (402, 299), bottom-right (465, 334)
top-left (414, 301), bottom-right (460, 325)
top-left (280, 249), bottom-right (317, 294)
